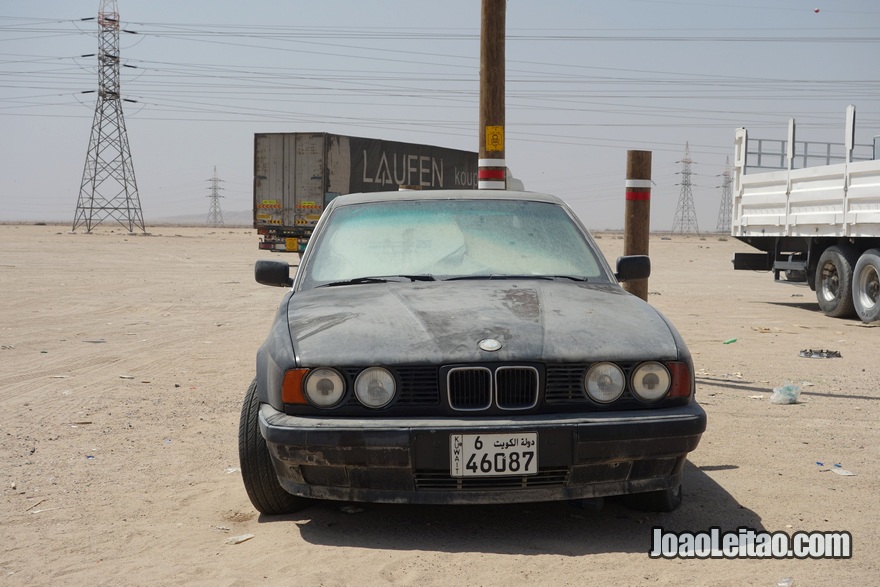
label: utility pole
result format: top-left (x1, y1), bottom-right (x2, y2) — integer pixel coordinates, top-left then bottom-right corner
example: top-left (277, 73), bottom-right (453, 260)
top-left (478, 0), bottom-right (506, 190)
top-left (671, 142), bottom-right (700, 235)
top-left (623, 151), bottom-right (652, 300)
top-left (715, 156), bottom-right (732, 234)
top-left (206, 166), bottom-right (225, 227)
top-left (73, 0), bottom-right (145, 234)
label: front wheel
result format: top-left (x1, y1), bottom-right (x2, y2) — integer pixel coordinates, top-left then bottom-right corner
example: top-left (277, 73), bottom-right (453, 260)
top-left (815, 245), bottom-right (859, 318)
top-left (853, 249), bottom-right (880, 323)
top-left (239, 379), bottom-right (309, 515)
top-left (624, 483), bottom-right (682, 512)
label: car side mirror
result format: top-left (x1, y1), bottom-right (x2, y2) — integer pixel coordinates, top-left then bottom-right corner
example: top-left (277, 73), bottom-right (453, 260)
top-left (615, 255), bottom-right (651, 282)
top-left (255, 259), bottom-right (293, 287)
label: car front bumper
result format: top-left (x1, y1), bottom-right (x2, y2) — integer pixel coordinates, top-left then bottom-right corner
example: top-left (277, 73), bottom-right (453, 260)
top-left (259, 403), bottom-right (707, 505)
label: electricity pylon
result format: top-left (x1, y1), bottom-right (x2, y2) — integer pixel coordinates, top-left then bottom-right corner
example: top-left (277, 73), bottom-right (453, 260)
top-left (72, 0), bottom-right (145, 234)
top-left (715, 156), bottom-right (733, 234)
top-left (671, 142), bottom-right (700, 235)
top-left (206, 167), bottom-right (225, 227)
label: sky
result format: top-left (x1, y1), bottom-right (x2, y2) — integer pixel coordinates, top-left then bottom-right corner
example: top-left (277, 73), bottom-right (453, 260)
top-left (2, 0), bottom-right (879, 231)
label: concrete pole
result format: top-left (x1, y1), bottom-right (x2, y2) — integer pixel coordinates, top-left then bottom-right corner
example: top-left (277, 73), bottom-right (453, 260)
top-left (623, 150), bottom-right (652, 300)
top-left (479, 0), bottom-right (506, 189)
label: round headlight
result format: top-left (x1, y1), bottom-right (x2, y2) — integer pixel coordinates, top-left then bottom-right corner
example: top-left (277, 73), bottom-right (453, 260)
top-left (354, 367), bottom-right (396, 408)
top-left (631, 362), bottom-right (671, 401)
top-left (584, 362), bottom-right (625, 403)
top-left (303, 368), bottom-right (345, 407)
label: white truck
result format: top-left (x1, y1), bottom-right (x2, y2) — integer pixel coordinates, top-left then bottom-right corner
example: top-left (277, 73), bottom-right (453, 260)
top-left (732, 105), bottom-right (880, 323)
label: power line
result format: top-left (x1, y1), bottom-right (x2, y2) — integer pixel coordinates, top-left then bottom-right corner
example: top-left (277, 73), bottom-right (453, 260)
top-left (715, 157), bottom-right (732, 234)
top-left (72, 0), bottom-right (145, 234)
top-left (671, 142), bottom-right (700, 235)
top-left (206, 166), bottom-right (224, 227)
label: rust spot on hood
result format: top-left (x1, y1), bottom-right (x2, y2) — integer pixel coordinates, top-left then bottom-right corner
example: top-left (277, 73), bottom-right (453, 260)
top-left (501, 288), bottom-right (540, 321)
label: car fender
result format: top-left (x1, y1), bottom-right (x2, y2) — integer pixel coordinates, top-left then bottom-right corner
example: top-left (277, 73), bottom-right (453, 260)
top-left (256, 291), bottom-right (298, 409)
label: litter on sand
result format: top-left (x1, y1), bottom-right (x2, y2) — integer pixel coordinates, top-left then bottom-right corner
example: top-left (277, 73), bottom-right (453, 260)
top-left (816, 462), bottom-right (857, 476)
top-left (225, 534), bottom-right (255, 545)
top-left (832, 468), bottom-right (857, 476)
top-left (770, 384), bottom-right (800, 404)
top-left (798, 349), bottom-right (841, 359)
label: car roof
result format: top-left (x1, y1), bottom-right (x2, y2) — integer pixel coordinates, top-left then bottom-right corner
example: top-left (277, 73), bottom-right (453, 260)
top-left (330, 189), bottom-right (566, 207)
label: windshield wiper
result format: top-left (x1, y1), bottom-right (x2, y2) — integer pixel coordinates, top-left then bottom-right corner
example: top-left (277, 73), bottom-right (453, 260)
top-left (444, 274), bottom-right (587, 282)
top-left (444, 274), bottom-right (551, 281)
top-left (318, 274), bottom-right (435, 288)
top-left (398, 274), bottom-right (436, 282)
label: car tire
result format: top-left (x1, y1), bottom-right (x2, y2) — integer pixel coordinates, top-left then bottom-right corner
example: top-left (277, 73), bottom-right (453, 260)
top-left (624, 483), bottom-right (683, 513)
top-left (239, 378), bottom-right (309, 515)
top-left (853, 248), bottom-right (880, 323)
top-left (815, 245), bottom-right (859, 318)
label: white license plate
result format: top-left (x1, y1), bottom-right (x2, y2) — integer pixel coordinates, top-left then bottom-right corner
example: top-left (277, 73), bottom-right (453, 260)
top-left (449, 433), bottom-right (538, 477)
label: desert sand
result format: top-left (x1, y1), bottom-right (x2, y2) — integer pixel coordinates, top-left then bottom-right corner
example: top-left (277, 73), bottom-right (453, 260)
top-left (1, 224), bottom-right (877, 586)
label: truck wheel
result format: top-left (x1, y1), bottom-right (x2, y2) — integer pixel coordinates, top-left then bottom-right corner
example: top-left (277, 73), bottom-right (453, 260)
top-left (853, 249), bottom-right (880, 323)
top-left (624, 483), bottom-right (683, 513)
top-left (239, 379), bottom-right (308, 515)
top-left (815, 246), bottom-right (858, 318)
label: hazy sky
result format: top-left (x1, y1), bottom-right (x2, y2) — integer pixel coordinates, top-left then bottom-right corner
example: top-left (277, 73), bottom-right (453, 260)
top-left (2, 0), bottom-right (879, 230)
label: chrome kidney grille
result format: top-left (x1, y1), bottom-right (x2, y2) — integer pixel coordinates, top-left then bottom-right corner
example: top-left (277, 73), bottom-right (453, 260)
top-left (447, 366), bottom-right (539, 411)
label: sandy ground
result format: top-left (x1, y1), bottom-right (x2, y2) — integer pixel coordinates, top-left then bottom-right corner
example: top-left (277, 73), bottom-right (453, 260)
top-left (1, 223), bottom-right (878, 586)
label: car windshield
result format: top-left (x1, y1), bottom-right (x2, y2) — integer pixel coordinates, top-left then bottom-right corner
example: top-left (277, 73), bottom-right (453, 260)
top-left (298, 198), bottom-right (608, 289)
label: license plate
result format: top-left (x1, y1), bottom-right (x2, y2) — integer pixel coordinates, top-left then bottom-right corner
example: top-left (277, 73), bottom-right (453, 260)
top-left (450, 433), bottom-right (538, 477)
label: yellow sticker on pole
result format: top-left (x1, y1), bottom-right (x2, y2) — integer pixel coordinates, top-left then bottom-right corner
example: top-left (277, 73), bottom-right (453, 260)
top-left (486, 126), bottom-right (504, 152)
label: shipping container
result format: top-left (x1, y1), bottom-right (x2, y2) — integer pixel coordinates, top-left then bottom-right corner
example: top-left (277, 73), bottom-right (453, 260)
top-left (254, 133), bottom-right (480, 252)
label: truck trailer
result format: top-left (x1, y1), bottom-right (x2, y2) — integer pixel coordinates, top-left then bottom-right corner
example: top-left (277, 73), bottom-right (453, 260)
top-left (732, 105), bottom-right (880, 323)
top-left (253, 133), bottom-right (479, 253)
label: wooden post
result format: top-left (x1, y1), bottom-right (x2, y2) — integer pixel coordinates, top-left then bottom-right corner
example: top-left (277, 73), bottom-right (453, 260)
top-left (479, 0), bottom-right (506, 189)
top-left (623, 150), bottom-right (652, 300)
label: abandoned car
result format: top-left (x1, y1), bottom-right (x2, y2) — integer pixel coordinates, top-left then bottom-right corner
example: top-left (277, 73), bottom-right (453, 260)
top-left (239, 190), bottom-right (706, 514)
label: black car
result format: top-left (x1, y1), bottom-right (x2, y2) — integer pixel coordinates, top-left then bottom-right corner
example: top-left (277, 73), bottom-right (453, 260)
top-left (240, 190), bottom-right (706, 514)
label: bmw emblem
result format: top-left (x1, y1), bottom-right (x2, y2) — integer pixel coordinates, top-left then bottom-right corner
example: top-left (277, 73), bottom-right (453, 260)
top-left (478, 338), bottom-right (502, 352)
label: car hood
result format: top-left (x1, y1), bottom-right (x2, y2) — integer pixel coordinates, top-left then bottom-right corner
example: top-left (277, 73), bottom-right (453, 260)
top-left (286, 281), bottom-right (682, 365)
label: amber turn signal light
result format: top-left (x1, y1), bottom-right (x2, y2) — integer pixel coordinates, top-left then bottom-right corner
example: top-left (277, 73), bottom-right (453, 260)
top-left (281, 369), bottom-right (310, 404)
top-left (666, 362), bottom-right (692, 398)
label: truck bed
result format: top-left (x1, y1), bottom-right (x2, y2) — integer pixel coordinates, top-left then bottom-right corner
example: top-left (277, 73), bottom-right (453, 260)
top-left (734, 121), bottom-right (880, 240)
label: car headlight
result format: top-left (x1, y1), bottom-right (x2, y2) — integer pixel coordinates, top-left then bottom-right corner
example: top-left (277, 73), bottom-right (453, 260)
top-left (354, 367), bottom-right (396, 408)
top-left (584, 362), bottom-right (625, 403)
top-left (303, 368), bottom-right (345, 407)
top-left (631, 362), bottom-right (671, 401)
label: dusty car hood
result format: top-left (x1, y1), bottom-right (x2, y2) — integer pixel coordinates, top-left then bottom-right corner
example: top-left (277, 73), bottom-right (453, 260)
top-left (286, 281), bottom-right (681, 366)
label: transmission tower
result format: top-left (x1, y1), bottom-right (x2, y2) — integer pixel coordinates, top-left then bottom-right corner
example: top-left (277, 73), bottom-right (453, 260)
top-left (72, 0), bottom-right (145, 234)
top-left (715, 156), bottom-right (733, 233)
top-left (671, 142), bottom-right (700, 234)
top-left (206, 167), bottom-right (225, 227)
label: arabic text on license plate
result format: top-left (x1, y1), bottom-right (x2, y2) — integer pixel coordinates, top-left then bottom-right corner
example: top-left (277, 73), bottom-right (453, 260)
top-left (449, 433), bottom-right (538, 477)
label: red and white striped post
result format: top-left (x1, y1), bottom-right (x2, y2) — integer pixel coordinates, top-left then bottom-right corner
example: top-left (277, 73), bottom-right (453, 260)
top-left (478, 157), bottom-right (506, 190)
top-left (624, 150), bottom-right (652, 300)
